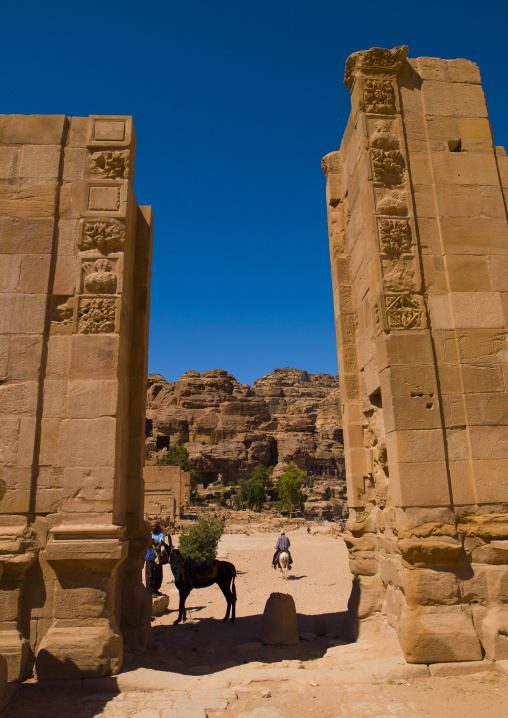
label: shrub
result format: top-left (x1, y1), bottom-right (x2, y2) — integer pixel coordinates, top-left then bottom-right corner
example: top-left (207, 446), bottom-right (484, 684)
top-left (237, 465), bottom-right (274, 511)
top-left (158, 445), bottom-right (194, 473)
top-left (278, 463), bottom-right (306, 513)
top-left (177, 517), bottom-right (225, 560)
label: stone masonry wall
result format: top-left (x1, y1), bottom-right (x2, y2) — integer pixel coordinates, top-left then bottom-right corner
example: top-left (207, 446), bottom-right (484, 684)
top-left (323, 48), bottom-right (508, 663)
top-left (0, 115), bottom-right (153, 682)
top-left (144, 465), bottom-right (191, 520)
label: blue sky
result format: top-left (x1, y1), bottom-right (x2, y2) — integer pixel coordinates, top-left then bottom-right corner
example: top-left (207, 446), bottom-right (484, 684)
top-left (3, 1), bottom-right (507, 385)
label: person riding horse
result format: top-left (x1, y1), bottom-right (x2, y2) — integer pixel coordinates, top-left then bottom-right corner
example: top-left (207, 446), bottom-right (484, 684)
top-left (272, 531), bottom-right (293, 570)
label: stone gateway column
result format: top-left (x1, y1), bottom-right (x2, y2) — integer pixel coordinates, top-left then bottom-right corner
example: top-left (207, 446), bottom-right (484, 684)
top-left (0, 115), bottom-right (153, 679)
top-left (324, 48), bottom-right (508, 663)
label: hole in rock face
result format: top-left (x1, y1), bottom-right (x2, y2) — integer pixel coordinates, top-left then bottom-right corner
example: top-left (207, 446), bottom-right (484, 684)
top-left (448, 138), bottom-right (462, 152)
top-left (156, 435), bottom-right (170, 450)
top-left (145, 418), bottom-right (153, 436)
top-left (426, 402), bottom-right (433, 409)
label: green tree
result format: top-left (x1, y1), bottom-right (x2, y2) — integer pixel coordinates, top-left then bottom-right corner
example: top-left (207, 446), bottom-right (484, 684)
top-left (159, 446), bottom-right (200, 503)
top-left (177, 517), bottom-right (225, 560)
top-left (278, 463), bottom-right (306, 513)
top-left (158, 445), bottom-right (194, 473)
top-left (237, 465), bottom-right (274, 510)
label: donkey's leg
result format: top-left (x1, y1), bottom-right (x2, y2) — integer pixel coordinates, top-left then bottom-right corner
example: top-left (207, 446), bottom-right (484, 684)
top-left (217, 578), bottom-right (234, 622)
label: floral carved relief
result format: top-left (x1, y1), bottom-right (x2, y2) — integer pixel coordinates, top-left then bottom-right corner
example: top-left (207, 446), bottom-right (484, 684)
top-left (89, 150), bottom-right (129, 179)
top-left (378, 218), bottom-right (412, 253)
top-left (83, 259), bottom-right (117, 294)
top-left (371, 148), bottom-right (405, 185)
top-left (385, 294), bottom-right (425, 330)
top-left (78, 297), bottom-right (117, 334)
top-left (363, 80), bottom-right (396, 114)
top-left (79, 220), bottom-right (126, 252)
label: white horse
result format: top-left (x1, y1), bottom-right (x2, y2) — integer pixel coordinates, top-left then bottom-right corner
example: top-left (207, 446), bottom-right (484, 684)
top-left (278, 551), bottom-right (290, 580)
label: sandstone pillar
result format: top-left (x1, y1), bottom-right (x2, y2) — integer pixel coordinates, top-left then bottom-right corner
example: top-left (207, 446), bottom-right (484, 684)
top-left (0, 114), bottom-right (153, 680)
top-left (324, 48), bottom-right (508, 663)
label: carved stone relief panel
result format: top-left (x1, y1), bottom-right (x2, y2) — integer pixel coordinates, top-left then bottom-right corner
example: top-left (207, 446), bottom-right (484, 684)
top-left (381, 254), bottom-right (417, 292)
top-left (87, 116), bottom-right (132, 148)
top-left (385, 293), bottom-right (426, 330)
top-left (375, 189), bottom-right (407, 216)
top-left (371, 148), bottom-right (405, 185)
top-left (77, 297), bottom-right (118, 334)
top-left (78, 219), bottom-right (126, 253)
top-left (378, 218), bottom-right (412, 253)
top-left (80, 258), bottom-right (120, 295)
top-left (344, 45), bottom-right (408, 90)
top-left (369, 120), bottom-right (399, 149)
top-left (89, 151), bottom-right (129, 180)
top-left (83, 181), bottom-right (127, 217)
top-left (363, 79), bottom-right (396, 114)
top-left (51, 296), bottom-right (75, 334)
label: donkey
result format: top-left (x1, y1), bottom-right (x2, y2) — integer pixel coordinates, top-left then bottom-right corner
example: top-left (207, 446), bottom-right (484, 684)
top-left (169, 548), bottom-right (237, 624)
top-left (277, 550), bottom-right (290, 580)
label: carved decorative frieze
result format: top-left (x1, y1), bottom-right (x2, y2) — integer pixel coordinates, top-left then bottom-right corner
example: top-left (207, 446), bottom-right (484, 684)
top-left (370, 120), bottom-right (398, 149)
top-left (381, 255), bottom-right (417, 292)
top-left (51, 297), bottom-right (74, 334)
top-left (375, 189), bottom-right (407, 216)
top-left (89, 150), bottom-right (129, 179)
top-left (344, 45), bottom-right (409, 90)
top-left (78, 297), bottom-right (117, 334)
top-left (51, 297), bottom-right (74, 325)
top-left (79, 219), bottom-right (126, 252)
top-left (83, 259), bottom-right (117, 294)
top-left (371, 148), bottom-right (405, 185)
top-left (378, 218), bottom-right (412, 253)
top-left (363, 79), bottom-right (396, 114)
top-left (385, 293), bottom-right (425, 330)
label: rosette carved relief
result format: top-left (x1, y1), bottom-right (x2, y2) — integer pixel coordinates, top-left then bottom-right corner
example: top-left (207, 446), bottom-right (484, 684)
top-left (79, 220), bottom-right (126, 252)
top-left (78, 297), bottom-right (117, 334)
top-left (89, 150), bottom-right (129, 179)
top-left (371, 148), bottom-right (405, 185)
top-left (378, 218), bottom-right (412, 253)
top-left (363, 79), bottom-right (395, 114)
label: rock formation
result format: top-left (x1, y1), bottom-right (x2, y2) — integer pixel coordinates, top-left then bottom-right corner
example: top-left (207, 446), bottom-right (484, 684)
top-left (145, 368), bottom-right (345, 497)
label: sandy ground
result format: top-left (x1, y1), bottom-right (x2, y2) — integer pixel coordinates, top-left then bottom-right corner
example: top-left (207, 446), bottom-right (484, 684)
top-left (4, 525), bottom-right (508, 718)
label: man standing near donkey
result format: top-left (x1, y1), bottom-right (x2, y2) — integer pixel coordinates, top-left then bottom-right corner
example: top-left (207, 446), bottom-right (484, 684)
top-left (145, 519), bottom-right (166, 596)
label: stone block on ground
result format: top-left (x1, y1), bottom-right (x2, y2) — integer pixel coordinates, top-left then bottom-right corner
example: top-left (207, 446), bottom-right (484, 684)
top-left (151, 593), bottom-right (169, 616)
top-left (260, 592), bottom-right (299, 646)
top-left (238, 710), bottom-right (289, 718)
top-left (429, 659), bottom-right (493, 677)
top-left (162, 710), bottom-right (206, 718)
top-left (300, 633), bottom-right (316, 641)
top-left (237, 641), bottom-right (263, 655)
top-left (314, 618), bottom-right (327, 635)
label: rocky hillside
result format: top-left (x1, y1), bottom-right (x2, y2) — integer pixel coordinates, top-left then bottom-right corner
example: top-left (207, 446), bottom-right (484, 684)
top-left (145, 367), bottom-right (345, 496)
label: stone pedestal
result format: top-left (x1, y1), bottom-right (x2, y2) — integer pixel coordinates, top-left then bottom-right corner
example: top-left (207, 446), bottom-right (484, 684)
top-left (325, 48), bottom-right (508, 663)
top-left (260, 593), bottom-right (299, 646)
top-left (35, 525), bottom-right (126, 679)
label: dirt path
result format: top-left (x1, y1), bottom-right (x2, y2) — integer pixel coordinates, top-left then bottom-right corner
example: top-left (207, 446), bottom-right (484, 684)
top-left (4, 525), bottom-right (508, 718)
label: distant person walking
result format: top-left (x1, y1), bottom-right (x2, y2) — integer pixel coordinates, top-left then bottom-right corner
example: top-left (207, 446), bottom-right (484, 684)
top-left (145, 519), bottom-right (165, 596)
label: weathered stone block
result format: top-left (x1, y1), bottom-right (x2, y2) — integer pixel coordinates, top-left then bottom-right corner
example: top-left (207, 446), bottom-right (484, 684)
top-left (399, 605), bottom-right (483, 663)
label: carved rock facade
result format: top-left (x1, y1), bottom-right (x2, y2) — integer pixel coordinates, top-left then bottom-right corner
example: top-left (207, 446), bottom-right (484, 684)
top-left (0, 114), bottom-right (153, 682)
top-left (324, 49), bottom-right (508, 663)
top-left (146, 367), bottom-right (345, 495)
